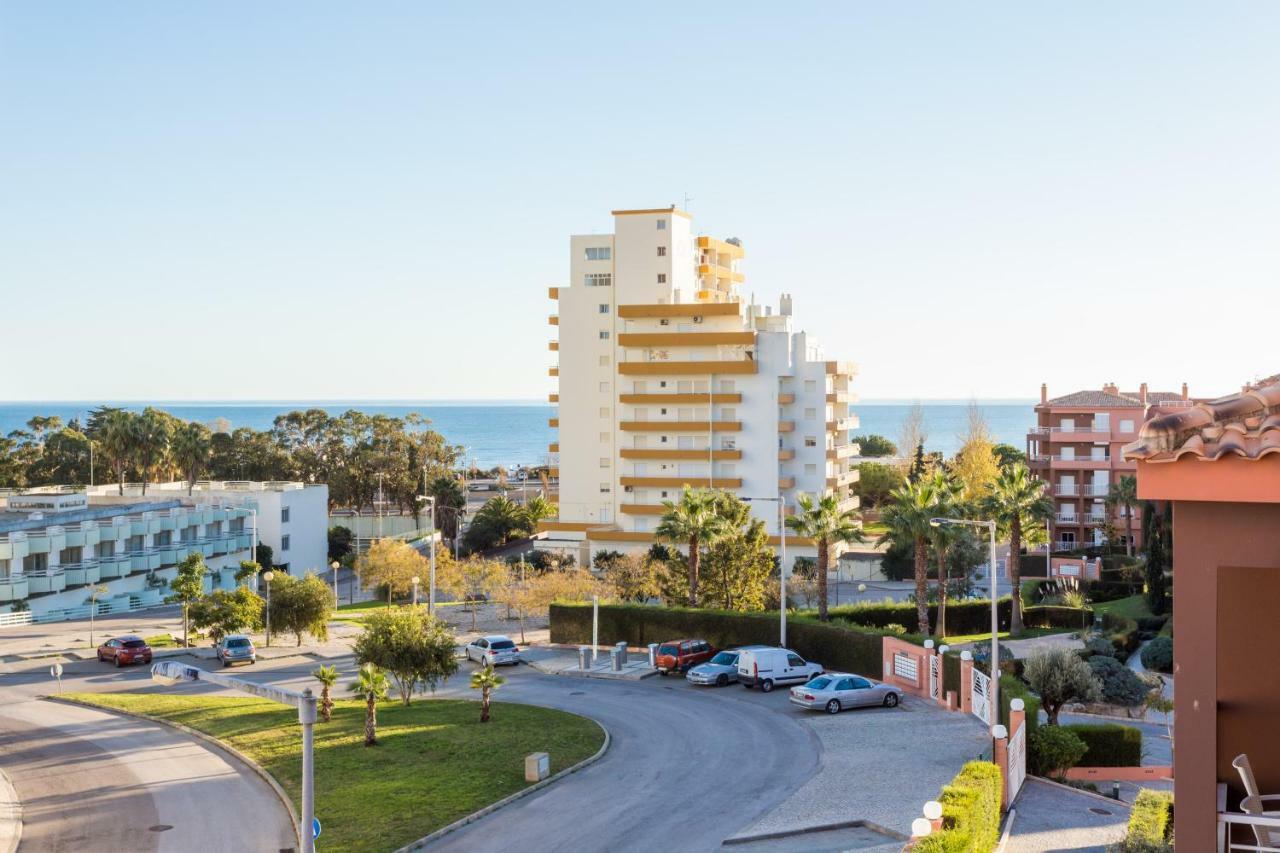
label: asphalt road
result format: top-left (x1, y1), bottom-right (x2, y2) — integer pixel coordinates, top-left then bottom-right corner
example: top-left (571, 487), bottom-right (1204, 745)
top-left (0, 695), bottom-right (296, 853)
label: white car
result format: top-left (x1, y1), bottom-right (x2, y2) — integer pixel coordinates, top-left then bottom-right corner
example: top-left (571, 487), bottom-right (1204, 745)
top-left (465, 635), bottom-right (521, 666)
top-left (737, 647), bottom-right (824, 693)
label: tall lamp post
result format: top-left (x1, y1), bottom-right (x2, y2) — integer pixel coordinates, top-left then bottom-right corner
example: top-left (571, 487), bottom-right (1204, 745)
top-left (262, 570), bottom-right (274, 647)
top-left (330, 561), bottom-right (340, 608)
top-left (417, 495), bottom-right (437, 615)
top-left (412, 575), bottom-right (420, 606)
top-left (930, 517), bottom-right (1000, 720)
top-left (744, 496), bottom-right (787, 646)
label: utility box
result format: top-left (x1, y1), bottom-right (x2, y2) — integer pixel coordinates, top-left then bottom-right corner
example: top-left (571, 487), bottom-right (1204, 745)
top-left (525, 752), bottom-right (550, 782)
top-left (614, 641), bottom-right (628, 665)
top-left (578, 645), bottom-right (591, 669)
top-left (648, 643), bottom-right (659, 667)
top-left (610, 648), bottom-right (624, 672)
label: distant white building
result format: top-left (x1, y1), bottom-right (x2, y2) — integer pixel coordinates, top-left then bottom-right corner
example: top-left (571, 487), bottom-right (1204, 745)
top-left (539, 206), bottom-right (860, 566)
top-left (0, 481), bottom-right (328, 621)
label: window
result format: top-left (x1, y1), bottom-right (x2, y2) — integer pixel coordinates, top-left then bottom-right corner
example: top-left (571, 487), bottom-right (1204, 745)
top-left (787, 654), bottom-right (805, 667)
top-left (585, 273), bottom-right (612, 287)
top-left (230, 517), bottom-right (244, 533)
top-left (600, 483), bottom-right (611, 493)
top-left (59, 546), bottom-right (83, 564)
top-left (599, 381), bottom-right (610, 392)
top-left (600, 432), bottom-right (610, 442)
top-left (598, 303), bottom-right (610, 314)
top-left (24, 552), bottom-right (48, 572)
top-left (0, 559), bottom-right (9, 579)
top-left (719, 380), bottom-right (735, 392)
top-left (804, 436), bottom-right (817, 447)
top-left (1119, 419), bottom-right (1135, 433)
top-left (804, 380), bottom-right (817, 392)
top-left (95, 541), bottom-right (115, 558)
top-left (599, 330), bottom-right (610, 340)
top-left (585, 246), bottom-right (611, 261)
top-left (656, 220), bottom-right (666, 230)
top-left (836, 678), bottom-right (855, 691)
top-left (155, 530), bottom-right (172, 546)
top-left (657, 273), bottom-right (666, 283)
top-left (127, 534), bottom-right (145, 553)
top-left (281, 506), bottom-right (290, 523)
top-left (656, 246), bottom-right (666, 257)
top-left (720, 407), bottom-right (736, 421)
top-left (281, 535), bottom-right (291, 552)
top-left (805, 464), bottom-right (817, 475)
top-left (851, 677), bottom-right (871, 690)
top-left (600, 458), bottom-right (611, 468)
top-left (599, 355), bottom-right (610, 366)
top-left (804, 407), bottom-right (816, 420)
top-left (599, 407), bottom-right (610, 417)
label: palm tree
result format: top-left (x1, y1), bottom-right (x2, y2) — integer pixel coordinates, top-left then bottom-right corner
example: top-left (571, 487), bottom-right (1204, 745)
top-left (1106, 475), bottom-right (1139, 557)
top-left (926, 471), bottom-right (965, 638)
top-left (426, 475), bottom-right (467, 540)
top-left (877, 478), bottom-right (942, 635)
top-left (348, 662), bottom-right (390, 746)
top-left (984, 464), bottom-right (1053, 635)
top-left (521, 495), bottom-right (557, 533)
top-left (470, 663), bottom-right (506, 723)
top-left (473, 495), bottom-right (527, 545)
top-left (785, 492), bottom-right (866, 621)
top-left (172, 422), bottom-right (212, 495)
top-left (133, 408), bottom-right (173, 495)
top-left (655, 487), bottom-right (731, 607)
top-left (312, 664), bottom-right (338, 723)
top-left (99, 409), bottom-right (137, 495)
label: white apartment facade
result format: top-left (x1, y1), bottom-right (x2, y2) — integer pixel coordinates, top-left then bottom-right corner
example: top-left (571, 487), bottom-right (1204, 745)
top-left (540, 206), bottom-right (859, 566)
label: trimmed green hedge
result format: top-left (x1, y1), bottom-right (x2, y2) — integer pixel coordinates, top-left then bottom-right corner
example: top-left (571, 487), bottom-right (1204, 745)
top-left (548, 603), bottom-right (901, 679)
top-left (1125, 789), bottom-right (1174, 846)
top-left (914, 761), bottom-right (1003, 853)
top-left (826, 599), bottom-right (1091, 637)
top-left (1022, 605), bottom-right (1093, 631)
top-left (1061, 723), bottom-right (1142, 767)
top-left (943, 650), bottom-right (961, 698)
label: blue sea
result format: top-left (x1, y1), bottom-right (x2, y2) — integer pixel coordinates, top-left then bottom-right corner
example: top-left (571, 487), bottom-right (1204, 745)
top-left (0, 400), bottom-right (1036, 468)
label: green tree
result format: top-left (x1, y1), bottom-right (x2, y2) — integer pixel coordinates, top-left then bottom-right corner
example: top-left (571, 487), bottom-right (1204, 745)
top-left (470, 663), bottom-right (506, 723)
top-left (188, 586), bottom-right (264, 645)
top-left (521, 495), bottom-right (557, 531)
top-left (596, 551), bottom-right (660, 603)
top-left (1024, 647), bottom-right (1101, 725)
top-left (948, 402), bottom-right (1001, 501)
top-left (353, 606), bottom-right (460, 705)
top-left (234, 560), bottom-right (260, 586)
top-left (171, 421), bottom-right (212, 495)
top-left (456, 559), bottom-right (509, 630)
top-left (655, 487), bottom-right (731, 607)
top-left (984, 463), bottom-right (1053, 635)
top-left (1106, 475), bottom-right (1139, 558)
top-left (425, 475), bottom-right (467, 541)
top-left (699, 494), bottom-right (776, 611)
top-left (312, 664), bottom-right (338, 723)
top-left (167, 552), bottom-right (207, 648)
top-left (925, 471), bottom-right (965, 638)
top-left (1144, 503), bottom-right (1170, 615)
top-left (992, 443), bottom-right (1027, 472)
top-left (327, 525), bottom-right (354, 563)
top-left (133, 407), bottom-right (173, 495)
top-left (785, 492), bottom-right (865, 621)
top-left (99, 409), bottom-right (138, 495)
top-left (849, 434), bottom-right (897, 457)
top-left (878, 478), bottom-right (943, 634)
top-left (255, 543), bottom-right (274, 570)
top-left (465, 495), bottom-right (528, 550)
top-left (854, 462), bottom-right (904, 508)
top-left (348, 662), bottom-right (390, 746)
top-left (356, 538), bottom-right (429, 603)
top-left (267, 573), bottom-right (332, 646)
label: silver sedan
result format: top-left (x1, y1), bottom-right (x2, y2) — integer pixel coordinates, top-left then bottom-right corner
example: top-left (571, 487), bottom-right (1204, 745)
top-left (789, 673), bottom-right (903, 714)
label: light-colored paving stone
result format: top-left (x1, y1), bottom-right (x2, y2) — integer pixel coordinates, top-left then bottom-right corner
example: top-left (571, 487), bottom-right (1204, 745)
top-left (1005, 777), bottom-right (1130, 853)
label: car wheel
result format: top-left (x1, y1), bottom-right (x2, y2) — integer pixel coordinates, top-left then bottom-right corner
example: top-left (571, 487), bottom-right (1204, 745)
top-left (716, 674), bottom-right (728, 687)
top-left (884, 693), bottom-right (900, 708)
top-left (826, 699), bottom-right (841, 715)
top-left (658, 669), bottom-right (667, 677)
top-left (760, 679), bottom-right (775, 693)
top-left (223, 660), bottom-right (231, 667)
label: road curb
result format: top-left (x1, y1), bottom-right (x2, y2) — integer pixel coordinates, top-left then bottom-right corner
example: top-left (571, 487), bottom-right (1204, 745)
top-left (722, 818), bottom-right (907, 846)
top-left (1026, 774), bottom-right (1134, 806)
top-left (393, 715), bottom-right (611, 852)
top-left (995, 806), bottom-right (1016, 852)
top-left (44, 696), bottom-right (301, 847)
top-left (0, 764), bottom-right (21, 853)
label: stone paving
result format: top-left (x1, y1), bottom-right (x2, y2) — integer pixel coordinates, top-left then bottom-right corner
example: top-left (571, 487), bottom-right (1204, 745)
top-left (1005, 777), bottom-right (1130, 853)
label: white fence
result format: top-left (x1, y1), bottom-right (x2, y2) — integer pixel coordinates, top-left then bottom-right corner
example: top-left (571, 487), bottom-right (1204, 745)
top-left (893, 651), bottom-right (920, 683)
top-left (1007, 720), bottom-right (1026, 802)
top-left (929, 653), bottom-right (942, 702)
top-left (971, 668), bottom-right (993, 725)
top-left (0, 611), bottom-right (34, 628)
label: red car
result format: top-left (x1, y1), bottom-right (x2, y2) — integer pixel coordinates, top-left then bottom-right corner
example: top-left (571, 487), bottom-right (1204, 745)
top-left (654, 639), bottom-right (717, 675)
top-left (98, 635), bottom-right (153, 667)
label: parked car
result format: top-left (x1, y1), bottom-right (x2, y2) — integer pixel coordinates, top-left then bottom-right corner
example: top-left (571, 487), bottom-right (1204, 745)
top-left (737, 647), bottom-right (823, 692)
top-left (97, 635), bottom-right (153, 667)
top-left (465, 635), bottom-right (521, 666)
top-left (789, 673), bottom-right (902, 714)
top-left (654, 639), bottom-right (717, 675)
top-left (215, 634), bottom-right (257, 667)
top-left (685, 646), bottom-right (768, 686)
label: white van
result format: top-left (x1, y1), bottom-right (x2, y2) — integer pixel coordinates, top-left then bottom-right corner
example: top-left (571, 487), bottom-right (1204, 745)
top-left (737, 647), bottom-right (823, 693)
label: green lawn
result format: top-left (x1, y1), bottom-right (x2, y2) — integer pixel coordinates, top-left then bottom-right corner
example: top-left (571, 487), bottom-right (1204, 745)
top-left (941, 627), bottom-right (1072, 645)
top-left (1091, 594), bottom-right (1152, 620)
top-left (143, 633), bottom-right (179, 647)
top-left (66, 692), bottom-right (604, 852)
top-left (860, 521), bottom-right (888, 538)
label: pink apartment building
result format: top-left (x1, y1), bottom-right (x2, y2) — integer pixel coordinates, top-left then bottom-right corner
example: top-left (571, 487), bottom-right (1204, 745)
top-left (1027, 382), bottom-right (1194, 551)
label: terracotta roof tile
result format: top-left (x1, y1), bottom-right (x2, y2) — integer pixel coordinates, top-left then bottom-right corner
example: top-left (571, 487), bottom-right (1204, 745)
top-left (1044, 390), bottom-right (1145, 408)
top-left (1124, 379), bottom-right (1280, 463)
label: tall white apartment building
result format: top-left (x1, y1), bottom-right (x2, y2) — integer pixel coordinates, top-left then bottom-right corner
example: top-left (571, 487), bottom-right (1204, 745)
top-left (540, 206), bottom-right (860, 565)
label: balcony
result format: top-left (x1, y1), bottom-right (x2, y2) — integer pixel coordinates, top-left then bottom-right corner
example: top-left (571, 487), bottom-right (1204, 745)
top-left (827, 417), bottom-right (859, 432)
top-left (617, 360), bottom-right (757, 376)
top-left (619, 504), bottom-right (665, 516)
top-left (1054, 484), bottom-right (1110, 497)
top-left (779, 477), bottom-right (796, 489)
top-left (619, 392), bottom-right (742, 404)
top-left (778, 393), bottom-right (795, 404)
top-left (620, 476), bottom-right (743, 489)
top-left (549, 341), bottom-right (558, 351)
top-left (548, 315), bottom-right (559, 326)
top-left (828, 444), bottom-right (859, 460)
top-left (549, 366), bottom-right (558, 377)
top-left (827, 470), bottom-right (859, 489)
top-left (618, 303), bottom-right (740, 319)
top-left (778, 448), bottom-right (795, 461)
top-left (619, 449), bottom-right (741, 460)
top-left (778, 421), bottom-right (796, 433)
top-left (548, 393), bottom-right (559, 403)
top-left (616, 332), bottom-right (754, 347)
top-left (24, 567), bottom-right (66, 595)
top-left (60, 559), bottom-right (101, 587)
top-left (549, 418), bottom-right (559, 428)
top-left (619, 421), bottom-right (742, 432)
top-left (0, 576), bottom-right (29, 602)
top-left (1049, 455), bottom-right (1112, 470)
top-left (97, 554), bottom-right (129, 579)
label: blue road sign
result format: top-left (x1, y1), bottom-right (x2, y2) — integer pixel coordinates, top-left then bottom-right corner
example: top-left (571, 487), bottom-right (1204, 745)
top-left (313, 818), bottom-right (321, 839)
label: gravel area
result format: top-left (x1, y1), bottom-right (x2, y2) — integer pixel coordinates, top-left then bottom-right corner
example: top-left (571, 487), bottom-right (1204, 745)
top-left (732, 694), bottom-right (990, 842)
top-left (1006, 777), bottom-right (1130, 852)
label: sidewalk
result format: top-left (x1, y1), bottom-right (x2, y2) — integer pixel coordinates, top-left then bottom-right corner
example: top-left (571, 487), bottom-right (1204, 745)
top-left (1005, 777), bottom-right (1130, 853)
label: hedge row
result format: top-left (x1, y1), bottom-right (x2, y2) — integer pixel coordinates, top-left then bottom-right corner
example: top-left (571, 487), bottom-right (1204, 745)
top-left (1126, 789), bottom-right (1174, 846)
top-left (1062, 723), bottom-right (1143, 767)
top-left (548, 603), bottom-right (900, 680)
top-left (1022, 605), bottom-right (1094, 631)
top-left (826, 599), bottom-right (1092, 637)
top-left (914, 761), bottom-right (1003, 853)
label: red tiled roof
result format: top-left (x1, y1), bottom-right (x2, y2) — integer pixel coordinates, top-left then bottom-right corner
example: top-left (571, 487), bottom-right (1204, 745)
top-left (1124, 380), bottom-right (1280, 463)
top-left (1043, 390), bottom-right (1146, 408)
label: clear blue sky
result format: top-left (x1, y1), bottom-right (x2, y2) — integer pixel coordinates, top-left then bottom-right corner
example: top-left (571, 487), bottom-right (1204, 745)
top-left (3, 2), bottom-right (1277, 402)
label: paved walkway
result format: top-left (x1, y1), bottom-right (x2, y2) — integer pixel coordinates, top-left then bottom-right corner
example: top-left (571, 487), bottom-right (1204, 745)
top-left (1005, 778), bottom-right (1130, 853)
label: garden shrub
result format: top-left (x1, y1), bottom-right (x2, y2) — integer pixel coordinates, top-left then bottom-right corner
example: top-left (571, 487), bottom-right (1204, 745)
top-left (1062, 723), bottom-right (1143, 767)
top-left (1101, 612), bottom-right (1142, 659)
top-left (942, 649), bottom-right (961, 698)
top-left (1089, 655), bottom-right (1148, 706)
top-left (1086, 581), bottom-right (1141, 603)
top-left (828, 598), bottom-right (1012, 636)
top-left (1139, 637), bottom-right (1173, 674)
top-left (549, 603), bottom-right (896, 679)
top-left (1135, 616), bottom-right (1169, 633)
top-left (1115, 789), bottom-right (1174, 851)
top-left (1029, 726), bottom-right (1087, 777)
top-left (913, 761), bottom-right (1003, 853)
top-left (1022, 605), bottom-right (1094, 631)
top-left (999, 674), bottom-right (1040, 741)
top-left (1085, 635), bottom-right (1117, 658)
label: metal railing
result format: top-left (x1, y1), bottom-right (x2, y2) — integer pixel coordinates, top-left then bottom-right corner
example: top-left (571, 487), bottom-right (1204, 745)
top-left (1051, 454), bottom-right (1111, 463)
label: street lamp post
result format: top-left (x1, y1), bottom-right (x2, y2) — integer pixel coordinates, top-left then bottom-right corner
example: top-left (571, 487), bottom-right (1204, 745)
top-left (930, 517), bottom-right (1000, 722)
top-left (744, 496), bottom-right (787, 647)
top-left (412, 575), bottom-right (420, 606)
top-left (330, 561), bottom-right (340, 608)
top-left (263, 570), bottom-right (274, 647)
top-left (87, 584), bottom-right (108, 648)
top-left (418, 495), bottom-right (438, 616)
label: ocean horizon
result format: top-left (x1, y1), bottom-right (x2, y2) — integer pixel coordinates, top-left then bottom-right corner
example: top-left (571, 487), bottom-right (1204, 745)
top-left (1, 399), bottom-right (1038, 468)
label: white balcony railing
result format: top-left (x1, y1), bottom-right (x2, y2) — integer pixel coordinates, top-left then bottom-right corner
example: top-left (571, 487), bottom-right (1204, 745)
top-left (1051, 454), bottom-right (1111, 463)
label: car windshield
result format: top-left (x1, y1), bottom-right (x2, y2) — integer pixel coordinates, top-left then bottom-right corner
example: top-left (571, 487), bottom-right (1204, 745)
top-left (490, 640), bottom-right (515, 650)
top-left (227, 638), bottom-right (251, 648)
top-left (709, 652), bottom-right (736, 666)
top-left (658, 645), bottom-right (678, 656)
top-left (122, 639), bottom-right (148, 649)
top-left (805, 677), bottom-right (833, 690)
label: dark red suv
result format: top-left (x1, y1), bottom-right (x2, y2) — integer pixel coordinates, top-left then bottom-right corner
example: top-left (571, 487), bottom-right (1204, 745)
top-left (98, 635), bottom-right (153, 667)
top-left (654, 639), bottom-right (717, 675)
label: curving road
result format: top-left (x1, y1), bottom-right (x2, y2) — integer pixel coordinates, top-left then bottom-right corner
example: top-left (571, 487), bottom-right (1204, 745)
top-left (0, 697), bottom-right (297, 853)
